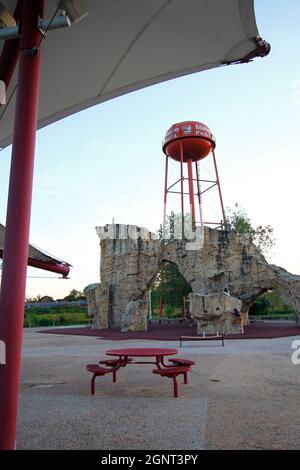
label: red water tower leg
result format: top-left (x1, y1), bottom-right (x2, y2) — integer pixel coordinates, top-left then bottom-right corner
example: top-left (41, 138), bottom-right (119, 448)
top-left (159, 297), bottom-right (164, 317)
top-left (0, 0), bottom-right (44, 450)
top-left (180, 141), bottom-right (184, 238)
top-left (212, 148), bottom-right (225, 223)
top-left (187, 158), bottom-right (196, 222)
top-left (162, 154), bottom-right (169, 239)
top-left (195, 161), bottom-right (203, 225)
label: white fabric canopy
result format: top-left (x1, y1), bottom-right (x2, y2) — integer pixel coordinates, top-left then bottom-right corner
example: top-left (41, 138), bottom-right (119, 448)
top-left (0, 223), bottom-right (69, 265)
top-left (0, 0), bottom-right (269, 149)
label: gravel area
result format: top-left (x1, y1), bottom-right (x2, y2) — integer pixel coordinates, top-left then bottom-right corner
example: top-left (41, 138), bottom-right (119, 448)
top-left (16, 328), bottom-right (300, 450)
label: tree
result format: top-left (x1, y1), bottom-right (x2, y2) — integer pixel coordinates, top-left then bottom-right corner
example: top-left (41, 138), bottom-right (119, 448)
top-left (158, 211), bottom-right (177, 241)
top-left (249, 291), bottom-right (295, 316)
top-left (225, 203), bottom-right (275, 255)
top-left (249, 294), bottom-right (270, 315)
top-left (151, 261), bottom-right (191, 316)
top-left (63, 289), bottom-right (86, 301)
top-left (40, 295), bottom-right (54, 302)
top-left (158, 211), bottom-right (192, 242)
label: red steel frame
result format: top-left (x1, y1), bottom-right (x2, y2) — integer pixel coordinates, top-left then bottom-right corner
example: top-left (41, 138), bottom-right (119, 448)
top-left (0, 0), bottom-right (45, 450)
top-left (0, 249), bottom-right (70, 277)
top-left (0, 248), bottom-right (70, 277)
top-left (195, 161), bottom-right (203, 225)
top-left (212, 148), bottom-right (225, 222)
top-left (180, 140), bottom-right (184, 237)
top-left (159, 296), bottom-right (163, 318)
top-left (187, 158), bottom-right (195, 222)
top-left (163, 145), bottom-right (226, 236)
top-left (162, 154), bottom-right (168, 238)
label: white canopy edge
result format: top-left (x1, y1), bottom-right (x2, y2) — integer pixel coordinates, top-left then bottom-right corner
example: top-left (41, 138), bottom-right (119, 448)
top-left (0, 0), bottom-right (270, 149)
top-left (0, 223), bottom-right (70, 265)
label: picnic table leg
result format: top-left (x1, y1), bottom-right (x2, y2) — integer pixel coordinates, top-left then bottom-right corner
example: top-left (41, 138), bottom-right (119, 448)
top-left (91, 374), bottom-right (96, 396)
top-left (172, 376), bottom-right (179, 398)
top-left (121, 355), bottom-right (131, 367)
top-left (109, 355), bottom-right (129, 381)
top-left (155, 356), bottom-right (163, 369)
top-left (183, 371), bottom-right (188, 384)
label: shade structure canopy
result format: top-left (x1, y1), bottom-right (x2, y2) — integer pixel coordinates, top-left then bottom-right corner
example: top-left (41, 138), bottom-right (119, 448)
top-left (0, 0), bottom-right (270, 149)
top-left (0, 223), bottom-right (71, 276)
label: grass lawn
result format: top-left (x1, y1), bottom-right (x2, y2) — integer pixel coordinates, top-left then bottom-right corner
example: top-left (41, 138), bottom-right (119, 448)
top-left (24, 306), bottom-right (90, 327)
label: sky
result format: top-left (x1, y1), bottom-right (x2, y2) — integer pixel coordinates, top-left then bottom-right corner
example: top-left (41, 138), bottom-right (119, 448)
top-left (0, 0), bottom-right (300, 299)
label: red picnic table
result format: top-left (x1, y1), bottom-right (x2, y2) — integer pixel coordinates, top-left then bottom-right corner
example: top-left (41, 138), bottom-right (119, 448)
top-left (105, 347), bottom-right (178, 368)
top-left (86, 347), bottom-right (194, 397)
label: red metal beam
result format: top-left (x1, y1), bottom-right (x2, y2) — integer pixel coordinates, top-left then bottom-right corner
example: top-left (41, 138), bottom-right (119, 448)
top-left (162, 154), bottom-right (168, 239)
top-left (0, 249), bottom-right (70, 277)
top-left (159, 296), bottom-right (163, 318)
top-left (180, 140), bottom-right (184, 238)
top-left (0, 0), bottom-right (45, 450)
top-left (195, 161), bottom-right (203, 226)
top-left (212, 148), bottom-right (225, 222)
top-left (26, 258), bottom-right (70, 277)
top-left (187, 158), bottom-right (195, 222)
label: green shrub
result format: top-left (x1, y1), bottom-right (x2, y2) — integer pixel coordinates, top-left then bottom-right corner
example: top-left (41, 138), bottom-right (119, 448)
top-left (23, 310), bottom-right (89, 328)
top-left (38, 318), bottom-right (53, 327)
top-left (250, 291), bottom-right (295, 316)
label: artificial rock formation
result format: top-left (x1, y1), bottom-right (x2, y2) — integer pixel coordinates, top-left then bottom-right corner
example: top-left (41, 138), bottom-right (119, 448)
top-left (84, 224), bottom-right (300, 332)
top-left (189, 292), bottom-right (243, 335)
top-left (120, 300), bottom-right (148, 332)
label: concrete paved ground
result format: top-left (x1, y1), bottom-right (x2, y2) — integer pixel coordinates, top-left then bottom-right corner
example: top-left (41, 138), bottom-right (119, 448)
top-left (17, 328), bottom-right (300, 450)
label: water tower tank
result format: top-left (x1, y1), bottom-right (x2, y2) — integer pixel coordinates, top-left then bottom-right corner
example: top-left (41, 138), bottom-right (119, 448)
top-left (162, 121), bottom-right (215, 162)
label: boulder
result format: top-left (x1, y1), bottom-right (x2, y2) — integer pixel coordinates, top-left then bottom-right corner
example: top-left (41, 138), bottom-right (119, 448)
top-left (189, 292), bottom-right (243, 335)
top-left (121, 300), bottom-right (148, 332)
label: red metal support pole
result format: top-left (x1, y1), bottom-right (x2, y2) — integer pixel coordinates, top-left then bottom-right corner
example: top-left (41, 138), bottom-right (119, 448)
top-left (195, 161), bottom-right (203, 225)
top-left (180, 141), bottom-right (184, 238)
top-left (162, 154), bottom-right (169, 239)
top-left (0, 0), bottom-right (45, 450)
top-left (212, 148), bottom-right (226, 223)
top-left (187, 158), bottom-right (195, 222)
top-left (159, 296), bottom-right (163, 318)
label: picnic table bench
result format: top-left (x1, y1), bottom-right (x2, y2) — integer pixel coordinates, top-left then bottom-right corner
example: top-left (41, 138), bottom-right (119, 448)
top-left (149, 317), bottom-right (187, 324)
top-left (180, 334), bottom-right (224, 347)
top-left (152, 366), bottom-right (190, 398)
top-left (86, 348), bottom-right (195, 398)
top-left (86, 364), bottom-right (117, 395)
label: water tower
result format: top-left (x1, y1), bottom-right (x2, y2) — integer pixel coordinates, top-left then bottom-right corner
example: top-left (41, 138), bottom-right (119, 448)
top-left (162, 121), bottom-right (225, 238)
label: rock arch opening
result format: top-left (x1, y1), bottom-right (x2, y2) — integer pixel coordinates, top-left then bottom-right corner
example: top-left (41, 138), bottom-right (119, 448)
top-left (149, 260), bottom-right (192, 320)
top-left (249, 289), bottom-right (296, 321)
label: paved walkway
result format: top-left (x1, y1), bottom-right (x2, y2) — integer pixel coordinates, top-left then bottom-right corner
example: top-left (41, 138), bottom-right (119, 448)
top-left (17, 328), bottom-right (300, 449)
